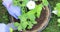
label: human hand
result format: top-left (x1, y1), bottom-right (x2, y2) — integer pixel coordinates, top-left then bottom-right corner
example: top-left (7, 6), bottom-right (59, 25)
top-left (2, 0), bottom-right (21, 19)
top-left (0, 23), bottom-right (10, 32)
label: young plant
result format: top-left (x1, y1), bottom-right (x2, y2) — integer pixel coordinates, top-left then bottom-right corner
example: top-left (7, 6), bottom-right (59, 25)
top-left (13, 0), bottom-right (48, 31)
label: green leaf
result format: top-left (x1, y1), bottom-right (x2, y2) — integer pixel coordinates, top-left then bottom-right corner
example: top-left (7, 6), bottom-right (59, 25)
top-left (27, 21), bottom-right (33, 29)
top-left (56, 3), bottom-right (60, 7)
top-left (18, 25), bottom-right (22, 31)
top-left (27, 14), bottom-right (35, 20)
top-left (23, 0), bottom-right (29, 6)
top-left (31, 20), bottom-right (37, 24)
top-left (58, 19), bottom-right (60, 23)
top-left (18, 15), bottom-right (26, 22)
top-left (21, 21), bottom-right (28, 30)
top-left (54, 3), bottom-right (60, 17)
top-left (42, 0), bottom-right (48, 6)
top-left (13, 0), bottom-right (19, 6)
top-left (57, 11), bottom-right (60, 17)
top-left (36, 4), bottom-right (43, 18)
top-left (14, 22), bottom-right (19, 27)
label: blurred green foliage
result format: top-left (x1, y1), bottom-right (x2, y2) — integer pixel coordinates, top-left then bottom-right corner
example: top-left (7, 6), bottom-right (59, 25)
top-left (42, 0), bottom-right (60, 32)
top-left (0, 0), bottom-right (9, 24)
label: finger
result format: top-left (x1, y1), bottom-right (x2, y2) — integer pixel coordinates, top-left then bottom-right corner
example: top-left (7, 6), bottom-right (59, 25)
top-left (2, 0), bottom-right (12, 8)
top-left (8, 5), bottom-right (21, 16)
top-left (8, 10), bottom-right (18, 19)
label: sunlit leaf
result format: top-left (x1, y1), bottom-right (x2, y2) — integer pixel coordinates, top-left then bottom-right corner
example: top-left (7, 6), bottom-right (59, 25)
top-left (14, 22), bottom-right (19, 27)
top-left (42, 0), bottom-right (48, 6)
top-left (58, 19), bottom-right (60, 23)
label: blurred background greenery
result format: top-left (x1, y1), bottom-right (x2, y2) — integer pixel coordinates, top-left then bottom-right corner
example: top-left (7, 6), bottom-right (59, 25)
top-left (42, 0), bottom-right (60, 32)
top-left (0, 0), bottom-right (60, 32)
top-left (0, 0), bottom-right (9, 24)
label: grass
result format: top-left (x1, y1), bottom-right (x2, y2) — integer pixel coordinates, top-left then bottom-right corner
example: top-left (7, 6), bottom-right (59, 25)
top-left (0, 0), bottom-right (9, 24)
top-left (42, 0), bottom-right (60, 32)
top-left (42, 14), bottom-right (60, 32)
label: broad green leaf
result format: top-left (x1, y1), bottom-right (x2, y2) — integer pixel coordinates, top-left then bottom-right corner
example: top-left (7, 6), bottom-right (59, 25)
top-left (36, 4), bottom-right (43, 18)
